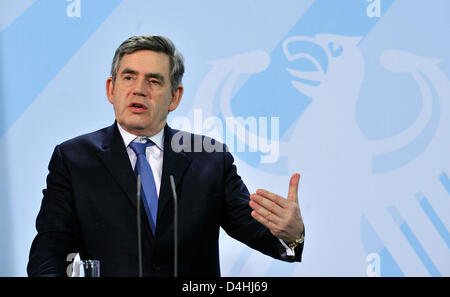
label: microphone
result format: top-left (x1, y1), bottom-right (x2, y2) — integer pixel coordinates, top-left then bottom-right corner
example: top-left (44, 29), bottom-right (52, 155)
top-left (136, 174), bottom-right (143, 277)
top-left (169, 175), bottom-right (178, 277)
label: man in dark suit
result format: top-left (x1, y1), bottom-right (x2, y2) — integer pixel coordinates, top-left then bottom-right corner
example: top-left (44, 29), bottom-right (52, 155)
top-left (27, 35), bottom-right (305, 277)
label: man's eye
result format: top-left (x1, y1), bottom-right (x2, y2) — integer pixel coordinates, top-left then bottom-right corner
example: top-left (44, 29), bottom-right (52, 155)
top-left (149, 80), bottom-right (161, 85)
top-left (124, 76), bottom-right (133, 80)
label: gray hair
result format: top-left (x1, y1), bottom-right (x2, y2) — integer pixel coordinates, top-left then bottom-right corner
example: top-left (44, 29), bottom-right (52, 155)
top-left (110, 35), bottom-right (184, 93)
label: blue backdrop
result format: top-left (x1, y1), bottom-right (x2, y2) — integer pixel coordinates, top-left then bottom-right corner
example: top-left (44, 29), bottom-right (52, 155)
top-left (1, 0), bottom-right (449, 276)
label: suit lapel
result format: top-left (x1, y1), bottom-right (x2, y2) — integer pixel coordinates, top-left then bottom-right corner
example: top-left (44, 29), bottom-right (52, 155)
top-left (157, 125), bottom-right (192, 221)
top-left (97, 123), bottom-right (138, 210)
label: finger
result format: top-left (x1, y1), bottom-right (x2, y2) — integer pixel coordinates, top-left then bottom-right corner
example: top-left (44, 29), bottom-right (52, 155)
top-left (254, 189), bottom-right (289, 208)
top-left (250, 194), bottom-right (285, 217)
top-left (249, 197), bottom-right (283, 224)
top-left (287, 173), bottom-right (300, 203)
top-left (251, 210), bottom-right (289, 241)
top-left (250, 209), bottom-right (278, 231)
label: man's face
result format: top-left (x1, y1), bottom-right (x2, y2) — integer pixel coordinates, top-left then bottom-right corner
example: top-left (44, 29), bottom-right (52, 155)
top-left (106, 50), bottom-right (183, 136)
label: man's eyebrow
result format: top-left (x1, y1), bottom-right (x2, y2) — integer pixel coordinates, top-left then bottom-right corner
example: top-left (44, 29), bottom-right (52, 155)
top-left (119, 68), bottom-right (165, 83)
top-left (120, 68), bottom-right (138, 75)
top-left (145, 72), bottom-right (165, 83)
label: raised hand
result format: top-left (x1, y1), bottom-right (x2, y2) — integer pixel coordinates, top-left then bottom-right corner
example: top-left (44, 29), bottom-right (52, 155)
top-left (249, 173), bottom-right (304, 244)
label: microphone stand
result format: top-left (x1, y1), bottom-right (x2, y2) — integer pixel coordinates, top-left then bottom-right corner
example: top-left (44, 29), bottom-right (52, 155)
top-left (169, 175), bottom-right (178, 277)
top-left (137, 175), bottom-right (143, 277)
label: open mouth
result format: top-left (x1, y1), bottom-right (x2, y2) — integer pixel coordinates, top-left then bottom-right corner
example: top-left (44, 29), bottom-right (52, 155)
top-left (128, 102), bottom-right (148, 111)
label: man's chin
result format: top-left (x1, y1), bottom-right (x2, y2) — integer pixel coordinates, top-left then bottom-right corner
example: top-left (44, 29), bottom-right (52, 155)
top-left (119, 119), bottom-right (163, 136)
top-left (119, 121), bottom-right (148, 135)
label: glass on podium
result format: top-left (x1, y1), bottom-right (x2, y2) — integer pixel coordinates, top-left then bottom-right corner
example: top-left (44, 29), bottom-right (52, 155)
top-left (72, 260), bottom-right (100, 277)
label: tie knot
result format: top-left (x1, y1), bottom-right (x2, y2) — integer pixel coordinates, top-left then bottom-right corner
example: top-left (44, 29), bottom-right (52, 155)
top-left (129, 139), bottom-right (154, 156)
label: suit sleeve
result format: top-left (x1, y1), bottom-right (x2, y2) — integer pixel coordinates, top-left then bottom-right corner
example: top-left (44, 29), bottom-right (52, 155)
top-left (27, 145), bottom-right (82, 277)
top-left (220, 149), bottom-right (303, 262)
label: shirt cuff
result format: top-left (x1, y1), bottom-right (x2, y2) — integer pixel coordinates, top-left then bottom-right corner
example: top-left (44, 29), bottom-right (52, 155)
top-left (279, 238), bottom-right (295, 257)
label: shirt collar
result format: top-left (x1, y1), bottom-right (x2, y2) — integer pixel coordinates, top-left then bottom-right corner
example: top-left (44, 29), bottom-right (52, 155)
top-left (117, 122), bottom-right (164, 151)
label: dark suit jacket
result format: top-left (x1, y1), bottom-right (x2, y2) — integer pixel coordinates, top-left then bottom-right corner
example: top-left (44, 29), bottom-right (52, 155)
top-left (27, 123), bottom-right (303, 277)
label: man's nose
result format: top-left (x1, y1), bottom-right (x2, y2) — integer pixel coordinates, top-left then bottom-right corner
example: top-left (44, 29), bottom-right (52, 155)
top-left (132, 78), bottom-right (147, 97)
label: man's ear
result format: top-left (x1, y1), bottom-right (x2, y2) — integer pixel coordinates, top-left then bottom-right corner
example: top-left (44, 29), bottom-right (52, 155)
top-left (168, 85), bottom-right (184, 112)
top-left (106, 77), bottom-right (115, 104)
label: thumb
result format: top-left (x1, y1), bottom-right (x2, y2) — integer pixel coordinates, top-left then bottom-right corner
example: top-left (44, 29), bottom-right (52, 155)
top-left (287, 173), bottom-right (300, 203)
